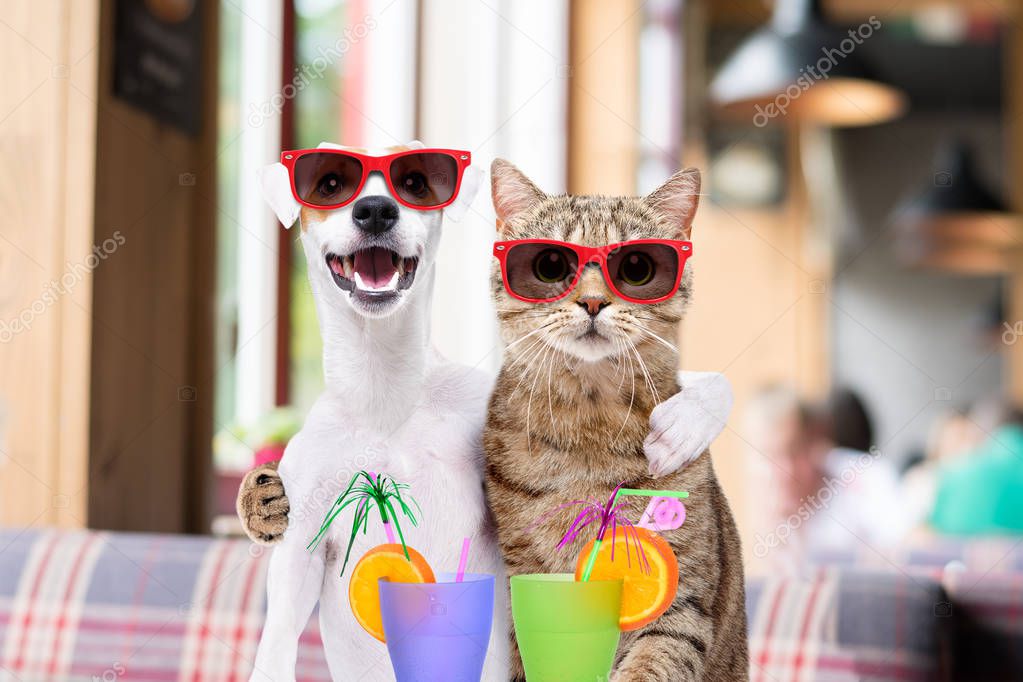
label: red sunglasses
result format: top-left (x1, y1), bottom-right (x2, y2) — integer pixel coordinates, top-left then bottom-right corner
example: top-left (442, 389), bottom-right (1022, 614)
top-left (493, 239), bottom-right (693, 304)
top-left (280, 148), bottom-right (471, 210)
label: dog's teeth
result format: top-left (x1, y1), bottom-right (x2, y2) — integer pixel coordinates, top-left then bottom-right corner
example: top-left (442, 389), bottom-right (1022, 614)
top-left (353, 271), bottom-right (400, 292)
top-left (396, 258), bottom-right (405, 277)
top-left (342, 256), bottom-right (354, 278)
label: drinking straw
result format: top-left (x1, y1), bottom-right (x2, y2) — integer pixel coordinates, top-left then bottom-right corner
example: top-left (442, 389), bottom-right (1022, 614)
top-left (579, 488), bottom-right (689, 582)
top-left (371, 471), bottom-right (398, 543)
top-left (456, 537), bottom-right (471, 582)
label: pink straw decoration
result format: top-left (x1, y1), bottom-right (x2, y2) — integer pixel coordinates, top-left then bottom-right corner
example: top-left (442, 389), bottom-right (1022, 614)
top-left (456, 537), bottom-right (471, 582)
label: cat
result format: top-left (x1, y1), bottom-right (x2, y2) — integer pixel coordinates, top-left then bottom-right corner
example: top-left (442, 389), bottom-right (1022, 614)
top-left (483, 159), bottom-right (748, 681)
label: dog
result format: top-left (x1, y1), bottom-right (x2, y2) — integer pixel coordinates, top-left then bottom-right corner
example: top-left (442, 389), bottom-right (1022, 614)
top-left (244, 142), bottom-right (735, 681)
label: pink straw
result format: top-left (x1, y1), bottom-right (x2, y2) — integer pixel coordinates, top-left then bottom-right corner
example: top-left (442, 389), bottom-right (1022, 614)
top-left (368, 471), bottom-right (399, 544)
top-left (456, 537), bottom-right (471, 582)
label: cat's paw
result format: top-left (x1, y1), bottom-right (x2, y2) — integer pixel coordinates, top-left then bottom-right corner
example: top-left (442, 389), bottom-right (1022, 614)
top-left (644, 371), bottom-right (733, 478)
top-left (237, 461), bottom-right (290, 545)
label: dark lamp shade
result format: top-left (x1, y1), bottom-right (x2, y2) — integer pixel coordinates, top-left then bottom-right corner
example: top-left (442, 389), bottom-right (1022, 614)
top-left (709, 0), bottom-right (906, 126)
top-left (895, 142), bottom-right (1020, 274)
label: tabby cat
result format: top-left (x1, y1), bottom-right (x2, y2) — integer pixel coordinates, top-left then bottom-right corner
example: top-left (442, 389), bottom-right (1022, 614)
top-left (483, 160), bottom-right (748, 681)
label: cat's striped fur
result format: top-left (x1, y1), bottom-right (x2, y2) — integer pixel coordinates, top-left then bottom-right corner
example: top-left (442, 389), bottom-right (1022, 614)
top-left (483, 159), bottom-right (748, 681)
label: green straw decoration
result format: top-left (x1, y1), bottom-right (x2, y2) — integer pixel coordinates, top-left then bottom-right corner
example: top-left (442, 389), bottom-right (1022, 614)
top-left (308, 470), bottom-right (421, 577)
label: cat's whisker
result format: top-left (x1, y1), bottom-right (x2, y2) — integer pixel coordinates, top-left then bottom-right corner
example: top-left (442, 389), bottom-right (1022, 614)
top-left (625, 334), bottom-right (661, 405)
top-left (524, 342), bottom-right (554, 457)
top-left (504, 321), bottom-right (559, 352)
top-left (631, 323), bottom-right (679, 354)
top-left (545, 343), bottom-right (557, 428)
top-left (508, 334), bottom-right (547, 369)
top-left (507, 340), bottom-right (546, 378)
top-left (510, 335), bottom-right (553, 397)
top-left (611, 333), bottom-right (637, 445)
top-left (613, 335), bottom-right (630, 390)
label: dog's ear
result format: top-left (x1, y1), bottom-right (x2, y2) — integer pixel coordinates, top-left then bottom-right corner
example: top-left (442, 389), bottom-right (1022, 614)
top-left (258, 162), bottom-right (301, 229)
top-left (491, 158), bottom-right (545, 234)
top-left (645, 167), bottom-right (701, 240)
top-left (444, 165), bottom-right (482, 222)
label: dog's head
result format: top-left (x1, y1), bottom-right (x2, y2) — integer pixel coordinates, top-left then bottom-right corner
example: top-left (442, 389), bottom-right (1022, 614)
top-left (259, 141), bottom-right (481, 319)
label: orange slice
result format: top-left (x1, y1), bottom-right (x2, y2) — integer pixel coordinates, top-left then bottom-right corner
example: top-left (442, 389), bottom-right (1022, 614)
top-left (574, 527), bottom-right (678, 631)
top-left (348, 543), bottom-right (435, 641)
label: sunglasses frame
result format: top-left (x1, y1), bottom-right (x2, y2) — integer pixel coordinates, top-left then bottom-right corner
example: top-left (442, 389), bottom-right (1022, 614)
top-left (493, 238), bottom-right (693, 305)
top-left (280, 147), bottom-right (472, 211)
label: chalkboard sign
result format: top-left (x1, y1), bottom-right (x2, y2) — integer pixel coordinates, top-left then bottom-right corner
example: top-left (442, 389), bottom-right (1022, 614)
top-left (113, 0), bottom-right (203, 135)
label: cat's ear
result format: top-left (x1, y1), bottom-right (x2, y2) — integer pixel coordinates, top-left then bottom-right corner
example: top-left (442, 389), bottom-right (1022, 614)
top-left (491, 158), bottom-right (546, 233)
top-left (645, 168), bottom-right (701, 239)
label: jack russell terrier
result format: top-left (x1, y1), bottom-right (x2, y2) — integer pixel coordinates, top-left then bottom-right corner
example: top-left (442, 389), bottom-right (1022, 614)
top-left (241, 142), bottom-right (734, 682)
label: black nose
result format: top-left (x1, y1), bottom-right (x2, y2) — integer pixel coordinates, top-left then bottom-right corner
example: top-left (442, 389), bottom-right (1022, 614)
top-left (351, 195), bottom-right (399, 234)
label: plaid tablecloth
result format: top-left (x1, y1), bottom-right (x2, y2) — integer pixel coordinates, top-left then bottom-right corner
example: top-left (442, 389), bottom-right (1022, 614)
top-left (746, 567), bottom-right (950, 682)
top-left (809, 536), bottom-right (1023, 574)
top-left (0, 528), bottom-right (329, 682)
top-left (3, 528), bottom-right (1020, 681)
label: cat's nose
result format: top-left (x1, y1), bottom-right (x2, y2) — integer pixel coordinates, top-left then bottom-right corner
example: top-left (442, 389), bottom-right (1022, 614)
top-left (578, 296), bottom-right (610, 317)
top-left (351, 195), bottom-right (399, 234)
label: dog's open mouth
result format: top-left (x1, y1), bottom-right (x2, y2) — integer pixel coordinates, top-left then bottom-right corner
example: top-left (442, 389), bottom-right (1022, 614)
top-left (325, 247), bottom-right (419, 295)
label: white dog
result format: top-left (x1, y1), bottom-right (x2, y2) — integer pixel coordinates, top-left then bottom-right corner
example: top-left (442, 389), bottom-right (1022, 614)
top-left (245, 142), bottom-right (734, 682)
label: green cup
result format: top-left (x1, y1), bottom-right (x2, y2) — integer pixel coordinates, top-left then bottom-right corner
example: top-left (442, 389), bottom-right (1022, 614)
top-left (510, 573), bottom-right (622, 682)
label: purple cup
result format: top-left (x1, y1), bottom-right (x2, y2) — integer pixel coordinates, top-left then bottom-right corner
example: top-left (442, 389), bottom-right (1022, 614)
top-left (378, 573), bottom-right (495, 682)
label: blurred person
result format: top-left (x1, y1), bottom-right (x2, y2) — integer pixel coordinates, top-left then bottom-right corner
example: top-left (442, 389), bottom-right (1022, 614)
top-left (747, 387), bottom-right (910, 570)
top-left (902, 406), bottom-right (989, 535)
top-left (743, 386), bottom-right (825, 571)
top-left (807, 388), bottom-right (909, 550)
top-left (929, 403), bottom-right (1023, 535)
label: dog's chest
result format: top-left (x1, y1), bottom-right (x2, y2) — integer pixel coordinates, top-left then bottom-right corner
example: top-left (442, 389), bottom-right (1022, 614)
top-left (279, 381), bottom-right (490, 557)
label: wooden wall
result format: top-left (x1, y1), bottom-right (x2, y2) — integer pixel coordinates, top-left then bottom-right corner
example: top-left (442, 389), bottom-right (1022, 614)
top-left (0, 0), bottom-right (217, 533)
top-left (1008, 7), bottom-right (1023, 404)
top-left (0, 1), bottom-right (99, 528)
top-left (567, 0), bottom-right (641, 194)
top-left (86, 0), bottom-right (217, 533)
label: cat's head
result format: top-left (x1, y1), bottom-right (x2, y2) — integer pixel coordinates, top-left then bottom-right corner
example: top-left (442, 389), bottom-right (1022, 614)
top-left (490, 159), bottom-right (700, 364)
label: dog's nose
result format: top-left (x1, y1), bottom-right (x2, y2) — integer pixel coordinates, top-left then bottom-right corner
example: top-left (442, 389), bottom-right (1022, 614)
top-left (352, 195), bottom-right (399, 234)
top-left (578, 296), bottom-right (610, 317)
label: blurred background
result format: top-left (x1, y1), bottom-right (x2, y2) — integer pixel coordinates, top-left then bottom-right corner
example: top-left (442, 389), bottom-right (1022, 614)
top-left (3, 0), bottom-right (1023, 678)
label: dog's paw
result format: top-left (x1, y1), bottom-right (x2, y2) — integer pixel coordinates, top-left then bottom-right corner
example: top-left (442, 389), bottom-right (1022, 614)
top-left (644, 371), bottom-right (733, 478)
top-left (237, 461), bottom-right (289, 545)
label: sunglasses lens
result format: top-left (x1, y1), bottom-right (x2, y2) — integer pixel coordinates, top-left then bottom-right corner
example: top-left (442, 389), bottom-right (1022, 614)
top-left (293, 152), bottom-right (363, 207)
top-left (389, 153), bottom-right (459, 207)
top-left (504, 243), bottom-right (579, 301)
top-left (606, 243), bottom-right (681, 301)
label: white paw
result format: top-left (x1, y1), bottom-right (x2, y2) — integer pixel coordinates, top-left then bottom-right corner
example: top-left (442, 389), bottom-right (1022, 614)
top-left (643, 371), bottom-right (733, 478)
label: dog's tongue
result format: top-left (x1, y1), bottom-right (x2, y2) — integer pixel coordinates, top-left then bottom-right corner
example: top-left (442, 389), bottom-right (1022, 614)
top-left (354, 247), bottom-right (397, 288)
